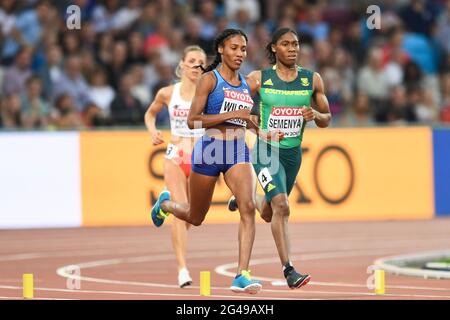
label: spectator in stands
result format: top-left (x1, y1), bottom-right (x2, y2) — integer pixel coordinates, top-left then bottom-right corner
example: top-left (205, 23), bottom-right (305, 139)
top-left (143, 48), bottom-right (162, 99)
top-left (127, 31), bottom-right (146, 65)
top-left (381, 26), bottom-right (410, 67)
top-left (341, 91), bottom-right (375, 127)
top-left (198, 0), bottom-right (217, 47)
top-left (82, 101), bottom-right (110, 128)
top-left (52, 93), bottom-right (83, 129)
top-left (20, 75), bottom-right (49, 129)
top-left (60, 31), bottom-right (82, 56)
top-left (94, 31), bottom-right (114, 67)
top-left (80, 21), bottom-right (97, 53)
top-left (331, 47), bottom-right (354, 112)
top-left (357, 47), bottom-right (390, 122)
top-left (37, 44), bottom-right (63, 100)
top-left (129, 64), bottom-right (151, 107)
top-left (399, 0), bottom-right (438, 37)
top-left (439, 71), bottom-right (450, 122)
top-left (160, 29), bottom-right (184, 67)
top-left (387, 85), bottom-right (417, 125)
top-left (0, 0), bottom-right (17, 65)
top-left (183, 15), bottom-right (205, 50)
top-left (130, 1), bottom-right (158, 38)
top-left (384, 47), bottom-right (407, 88)
top-left (297, 5), bottom-right (329, 42)
top-left (87, 67), bottom-right (115, 118)
top-left (91, 0), bottom-right (121, 34)
top-left (113, 0), bottom-right (142, 33)
top-left (1, 0), bottom-right (53, 64)
top-left (229, 7), bottom-right (254, 36)
top-left (105, 41), bottom-right (129, 90)
top-left (413, 86), bottom-right (439, 124)
top-left (435, 1), bottom-right (450, 54)
top-left (2, 46), bottom-right (33, 96)
top-left (110, 72), bottom-right (144, 126)
top-left (403, 60), bottom-right (424, 90)
top-left (225, 0), bottom-right (261, 24)
top-left (52, 55), bottom-right (90, 112)
top-left (143, 18), bottom-right (171, 58)
top-left (0, 94), bottom-right (22, 128)
top-left (342, 20), bottom-right (367, 68)
top-left (79, 49), bottom-right (97, 79)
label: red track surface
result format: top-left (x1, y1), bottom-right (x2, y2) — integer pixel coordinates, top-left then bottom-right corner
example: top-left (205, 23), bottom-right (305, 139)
top-left (1, 219), bottom-right (450, 300)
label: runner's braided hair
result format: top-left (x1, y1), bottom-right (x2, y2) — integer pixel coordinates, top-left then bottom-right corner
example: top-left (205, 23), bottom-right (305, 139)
top-left (266, 28), bottom-right (298, 65)
top-left (198, 29), bottom-right (248, 73)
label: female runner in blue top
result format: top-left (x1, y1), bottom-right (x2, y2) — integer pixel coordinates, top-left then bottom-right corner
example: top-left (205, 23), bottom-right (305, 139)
top-left (151, 29), bottom-right (283, 294)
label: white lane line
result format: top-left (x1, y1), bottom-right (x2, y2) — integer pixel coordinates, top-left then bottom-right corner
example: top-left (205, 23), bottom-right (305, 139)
top-left (0, 253), bottom-right (45, 262)
top-left (2, 234), bottom-right (450, 256)
top-left (0, 285), bottom-right (308, 300)
top-left (11, 297), bottom-right (77, 300)
top-left (1, 237), bottom-right (447, 263)
top-left (2, 284), bottom-right (449, 300)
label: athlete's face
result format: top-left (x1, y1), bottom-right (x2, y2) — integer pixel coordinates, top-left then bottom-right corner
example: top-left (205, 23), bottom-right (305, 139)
top-left (180, 50), bottom-right (206, 82)
top-left (272, 32), bottom-right (299, 66)
top-left (219, 35), bottom-right (247, 71)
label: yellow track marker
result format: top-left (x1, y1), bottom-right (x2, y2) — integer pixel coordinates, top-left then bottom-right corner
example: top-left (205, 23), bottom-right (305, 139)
top-left (23, 274), bottom-right (34, 299)
top-left (200, 271), bottom-right (210, 296)
top-left (374, 269), bottom-right (385, 295)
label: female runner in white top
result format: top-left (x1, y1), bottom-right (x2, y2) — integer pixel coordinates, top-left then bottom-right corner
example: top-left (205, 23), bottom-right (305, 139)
top-left (145, 46), bottom-right (206, 288)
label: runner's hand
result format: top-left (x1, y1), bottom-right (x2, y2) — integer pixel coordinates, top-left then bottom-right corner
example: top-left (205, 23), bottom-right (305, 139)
top-left (232, 108), bottom-right (251, 121)
top-left (151, 130), bottom-right (165, 145)
top-left (267, 130), bottom-right (284, 142)
top-left (302, 107), bottom-right (315, 122)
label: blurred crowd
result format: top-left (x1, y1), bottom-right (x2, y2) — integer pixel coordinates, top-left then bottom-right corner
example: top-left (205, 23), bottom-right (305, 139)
top-left (1, 0), bottom-right (450, 130)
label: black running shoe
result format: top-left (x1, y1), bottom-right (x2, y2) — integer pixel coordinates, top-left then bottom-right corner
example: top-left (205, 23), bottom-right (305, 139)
top-left (285, 268), bottom-right (311, 289)
top-left (228, 196), bottom-right (238, 212)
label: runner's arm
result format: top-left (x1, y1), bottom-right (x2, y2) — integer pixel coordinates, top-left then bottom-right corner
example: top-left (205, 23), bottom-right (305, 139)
top-left (309, 72), bottom-right (331, 128)
top-left (144, 86), bottom-right (171, 145)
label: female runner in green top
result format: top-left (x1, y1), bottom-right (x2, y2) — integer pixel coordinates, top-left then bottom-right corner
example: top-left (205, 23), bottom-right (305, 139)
top-left (229, 28), bottom-right (331, 289)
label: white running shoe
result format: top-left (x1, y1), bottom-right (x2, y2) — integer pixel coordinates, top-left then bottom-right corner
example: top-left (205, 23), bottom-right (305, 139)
top-left (178, 268), bottom-right (193, 288)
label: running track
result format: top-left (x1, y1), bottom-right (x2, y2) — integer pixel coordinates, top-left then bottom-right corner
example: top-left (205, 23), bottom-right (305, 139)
top-left (1, 219), bottom-right (450, 300)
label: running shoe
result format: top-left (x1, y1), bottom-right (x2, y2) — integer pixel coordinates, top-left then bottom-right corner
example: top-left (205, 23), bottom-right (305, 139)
top-left (285, 268), bottom-right (311, 289)
top-left (151, 190), bottom-right (171, 227)
top-left (230, 270), bottom-right (262, 294)
top-left (227, 196), bottom-right (238, 212)
top-left (178, 268), bottom-right (193, 288)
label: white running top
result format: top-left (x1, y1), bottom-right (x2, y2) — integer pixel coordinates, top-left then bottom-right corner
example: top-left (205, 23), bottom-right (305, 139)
top-left (168, 82), bottom-right (204, 137)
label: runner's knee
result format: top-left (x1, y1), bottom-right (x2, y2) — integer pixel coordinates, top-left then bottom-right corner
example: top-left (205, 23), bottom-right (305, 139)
top-left (237, 199), bottom-right (256, 215)
top-left (272, 200), bottom-right (290, 217)
top-left (188, 216), bottom-right (204, 226)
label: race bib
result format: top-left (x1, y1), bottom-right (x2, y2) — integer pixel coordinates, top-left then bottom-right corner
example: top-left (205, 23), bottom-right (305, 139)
top-left (267, 106), bottom-right (304, 138)
top-left (170, 107), bottom-right (204, 137)
top-left (165, 143), bottom-right (179, 160)
top-left (220, 90), bottom-right (253, 127)
top-left (257, 168), bottom-right (273, 189)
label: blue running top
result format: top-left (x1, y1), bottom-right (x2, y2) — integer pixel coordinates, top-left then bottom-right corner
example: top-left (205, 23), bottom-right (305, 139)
top-left (204, 69), bottom-right (254, 127)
